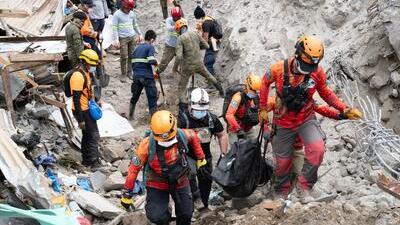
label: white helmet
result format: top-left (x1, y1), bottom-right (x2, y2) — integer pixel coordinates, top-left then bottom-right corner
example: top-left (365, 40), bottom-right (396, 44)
top-left (190, 88), bottom-right (209, 110)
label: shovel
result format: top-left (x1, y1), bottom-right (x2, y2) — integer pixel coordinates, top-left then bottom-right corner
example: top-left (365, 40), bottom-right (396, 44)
top-left (156, 72), bottom-right (167, 107)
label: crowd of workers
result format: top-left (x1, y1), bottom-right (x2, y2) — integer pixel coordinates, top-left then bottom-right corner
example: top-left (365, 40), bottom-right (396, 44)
top-left (64, 0), bottom-right (363, 224)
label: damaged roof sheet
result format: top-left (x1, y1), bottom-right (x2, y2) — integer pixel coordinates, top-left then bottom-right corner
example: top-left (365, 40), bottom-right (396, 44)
top-left (0, 0), bottom-right (64, 36)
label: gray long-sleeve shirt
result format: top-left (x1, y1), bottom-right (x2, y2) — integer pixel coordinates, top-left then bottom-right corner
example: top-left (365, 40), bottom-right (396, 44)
top-left (89, 0), bottom-right (109, 19)
top-left (112, 9), bottom-right (142, 40)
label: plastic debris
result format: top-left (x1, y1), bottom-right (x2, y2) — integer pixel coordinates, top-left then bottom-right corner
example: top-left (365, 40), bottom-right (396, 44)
top-left (77, 177), bottom-right (93, 192)
top-left (33, 153), bottom-right (57, 168)
top-left (46, 169), bottom-right (62, 193)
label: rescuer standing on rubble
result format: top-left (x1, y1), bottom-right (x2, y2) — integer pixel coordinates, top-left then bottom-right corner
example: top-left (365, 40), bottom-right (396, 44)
top-left (70, 49), bottom-right (102, 168)
top-left (178, 88), bottom-right (228, 210)
top-left (66, 11), bottom-right (88, 68)
top-left (174, 18), bottom-right (224, 111)
top-left (122, 110), bottom-right (207, 225)
top-left (258, 35), bottom-right (362, 202)
top-left (112, 0), bottom-right (143, 82)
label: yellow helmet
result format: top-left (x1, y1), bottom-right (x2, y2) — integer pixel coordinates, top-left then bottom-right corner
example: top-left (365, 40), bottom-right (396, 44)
top-left (245, 73), bottom-right (262, 94)
top-left (175, 18), bottom-right (188, 32)
top-left (295, 35), bottom-right (324, 73)
top-left (79, 49), bottom-right (99, 66)
top-left (150, 110), bottom-right (177, 142)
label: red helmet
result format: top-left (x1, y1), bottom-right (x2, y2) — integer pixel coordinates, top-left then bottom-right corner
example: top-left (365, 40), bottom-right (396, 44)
top-left (122, 0), bottom-right (135, 10)
top-left (171, 6), bottom-right (182, 21)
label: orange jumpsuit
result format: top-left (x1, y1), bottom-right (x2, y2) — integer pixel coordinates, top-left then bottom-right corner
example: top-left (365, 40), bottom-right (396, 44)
top-left (225, 92), bottom-right (258, 133)
top-left (125, 129), bottom-right (205, 191)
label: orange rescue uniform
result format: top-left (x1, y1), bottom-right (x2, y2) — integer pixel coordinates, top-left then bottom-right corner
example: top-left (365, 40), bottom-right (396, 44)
top-left (70, 70), bottom-right (93, 111)
top-left (125, 129), bottom-right (205, 191)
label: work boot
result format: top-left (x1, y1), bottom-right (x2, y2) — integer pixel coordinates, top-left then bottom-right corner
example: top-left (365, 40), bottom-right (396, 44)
top-left (297, 188), bottom-right (337, 204)
top-left (128, 104), bottom-right (135, 120)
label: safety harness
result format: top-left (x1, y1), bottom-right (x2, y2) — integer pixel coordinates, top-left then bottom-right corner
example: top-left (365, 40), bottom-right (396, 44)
top-left (143, 129), bottom-right (191, 197)
top-left (280, 59), bottom-right (311, 113)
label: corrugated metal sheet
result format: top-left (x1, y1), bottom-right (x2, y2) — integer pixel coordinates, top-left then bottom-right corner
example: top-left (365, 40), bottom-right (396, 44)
top-left (0, 0), bottom-right (64, 36)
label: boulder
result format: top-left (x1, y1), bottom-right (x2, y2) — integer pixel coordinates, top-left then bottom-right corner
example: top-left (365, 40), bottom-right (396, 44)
top-left (118, 159), bottom-right (131, 176)
top-left (122, 212), bottom-right (148, 225)
top-left (370, 74), bottom-right (389, 89)
top-left (390, 71), bottom-right (400, 86)
top-left (101, 142), bottom-right (126, 163)
top-left (104, 171), bottom-right (125, 191)
top-left (90, 171), bottom-right (107, 191)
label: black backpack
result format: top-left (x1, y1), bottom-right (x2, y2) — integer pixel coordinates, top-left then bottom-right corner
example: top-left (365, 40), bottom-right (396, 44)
top-left (221, 84), bottom-right (246, 119)
top-left (204, 16), bottom-right (223, 39)
top-left (63, 68), bottom-right (86, 97)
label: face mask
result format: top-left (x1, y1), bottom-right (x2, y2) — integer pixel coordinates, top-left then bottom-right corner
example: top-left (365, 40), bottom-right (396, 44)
top-left (296, 60), bottom-right (310, 75)
top-left (158, 137), bottom-right (178, 148)
top-left (247, 92), bottom-right (257, 99)
top-left (89, 66), bottom-right (96, 73)
top-left (192, 110), bottom-right (207, 119)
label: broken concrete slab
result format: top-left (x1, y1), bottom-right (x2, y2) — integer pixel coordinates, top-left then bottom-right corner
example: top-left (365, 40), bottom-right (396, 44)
top-left (104, 171), bottom-right (125, 191)
top-left (70, 189), bottom-right (123, 219)
top-left (90, 171), bottom-right (107, 192)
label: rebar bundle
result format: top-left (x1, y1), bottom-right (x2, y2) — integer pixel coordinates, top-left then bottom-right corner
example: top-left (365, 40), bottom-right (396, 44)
top-left (330, 71), bottom-right (400, 179)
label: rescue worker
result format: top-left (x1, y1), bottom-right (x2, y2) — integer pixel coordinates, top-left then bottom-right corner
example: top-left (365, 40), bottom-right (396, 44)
top-left (70, 49), bottom-right (102, 168)
top-left (174, 18), bottom-right (224, 110)
top-left (112, 0), bottom-right (142, 82)
top-left (66, 11), bottom-right (88, 68)
top-left (123, 110), bottom-right (208, 225)
top-left (89, 0), bottom-right (109, 35)
top-left (129, 30), bottom-right (158, 120)
top-left (193, 6), bottom-right (221, 90)
top-left (156, 6), bottom-right (183, 75)
top-left (178, 88), bottom-right (228, 210)
top-left (225, 74), bottom-right (262, 145)
top-left (159, 0), bottom-right (181, 20)
top-left (258, 35), bottom-right (362, 201)
top-left (79, 0), bottom-right (101, 58)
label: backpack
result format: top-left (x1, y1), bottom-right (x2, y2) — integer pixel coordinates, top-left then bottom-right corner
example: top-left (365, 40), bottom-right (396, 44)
top-left (204, 16), bottom-right (223, 39)
top-left (221, 84), bottom-right (246, 119)
top-left (63, 68), bottom-right (86, 97)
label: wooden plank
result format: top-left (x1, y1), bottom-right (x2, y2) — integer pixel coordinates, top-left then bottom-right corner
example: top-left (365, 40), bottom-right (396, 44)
top-left (0, 9), bottom-right (30, 18)
top-left (34, 94), bottom-right (66, 109)
top-left (0, 68), bottom-right (15, 124)
top-left (8, 62), bottom-right (50, 73)
top-left (377, 172), bottom-right (400, 199)
top-left (0, 36), bottom-right (66, 43)
top-left (9, 53), bottom-right (63, 63)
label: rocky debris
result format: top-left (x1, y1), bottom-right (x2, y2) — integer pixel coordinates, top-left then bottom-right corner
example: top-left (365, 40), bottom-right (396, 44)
top-left (90, 171), bottom-right (107, 192)
top-left (390, 70), bottom-right (400, 86)
top-left (101, 140), bottom-right (126, 163)
top-left (321, 8), bottom-right (348, 30)
top-left (118, 159), bottom-right (131, 176)
top-left (238, 27), bottom-right (247, 33)
top-left (122, 212), bottom-right (148, 225)
top-left (103, 171), bottom-right (125, 191)
top-left (369, 74), bottom-right (389, 89)
top-left (70, 189), bottom-right (122, 219)
top-left (11, 131), bottom-right (41, 150)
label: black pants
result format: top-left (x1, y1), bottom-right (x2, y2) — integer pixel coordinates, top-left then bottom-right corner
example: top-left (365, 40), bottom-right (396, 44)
top-left (83, 36), bottom-right (101, 58)
top-left (73, 110), bottom-right (100, 165)
top-left (130, 77), bottom-right (157, 114)
top-left (145, 185), bottom-right (193, 225)
top-left (189, 157), bottom-right (213, 207)
top-left (91, 19), bottom-right (105, 33)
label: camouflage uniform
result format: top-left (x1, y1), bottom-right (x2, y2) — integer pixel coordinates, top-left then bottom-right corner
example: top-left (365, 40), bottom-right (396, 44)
top-left (66, 20), bottom-right (84, 68)
top-left (175, 31), bottom-right (223, 103)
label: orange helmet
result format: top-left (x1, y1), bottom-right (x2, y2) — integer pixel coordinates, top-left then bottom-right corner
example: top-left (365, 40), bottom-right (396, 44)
top-left (175, 18), bottom-right (188, 32)
top-left (245, 73), bottom-right (262, 94)
top-left (150, 110), bottom-right (177, 142)
top-left (295, 35), bottom-right (324, 73)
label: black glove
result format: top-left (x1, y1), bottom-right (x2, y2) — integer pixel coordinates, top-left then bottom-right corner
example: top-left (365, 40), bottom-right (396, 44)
top-left (198, 164), bottom-right (212, 180)
top-left (237, 130), bottom-right (246, 140)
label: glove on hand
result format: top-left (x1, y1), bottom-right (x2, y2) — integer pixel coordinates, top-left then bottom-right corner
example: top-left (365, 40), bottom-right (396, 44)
top-left (259, 109), bottom-right (269, 122)
top-left (120, 190), bottom-right (135, 212)
top-left (237, 130), bottom-right (246, 140)
top-left (343, 108), bottom-right (363, 120)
